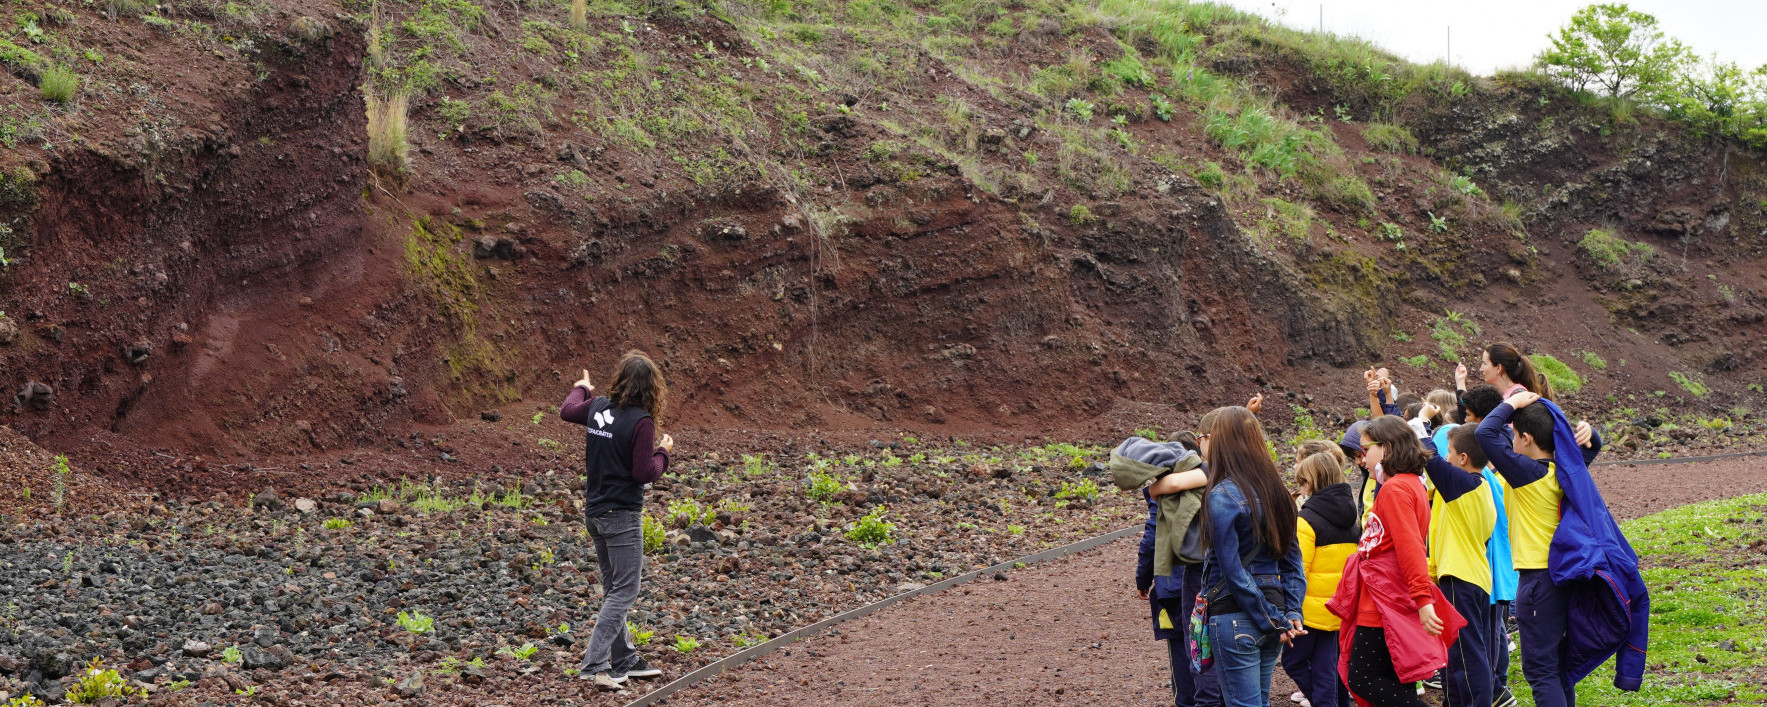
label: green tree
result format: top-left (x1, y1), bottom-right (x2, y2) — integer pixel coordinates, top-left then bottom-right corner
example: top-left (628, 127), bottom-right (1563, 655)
top-left (1662, 56), bottom-right (1767, 141)
top-left (1538, 4), bottom-right (1687, 100)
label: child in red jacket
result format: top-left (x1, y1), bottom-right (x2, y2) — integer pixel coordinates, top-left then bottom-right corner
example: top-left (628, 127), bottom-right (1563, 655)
top-left (1327, 416), bottom-right (1466, 707)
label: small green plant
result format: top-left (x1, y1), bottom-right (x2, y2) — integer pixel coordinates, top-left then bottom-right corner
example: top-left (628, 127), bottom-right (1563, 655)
top-left (235, 686), bottom-right (258, 696)
top-left (1067, 204), bottom-right (1096, 225)
top-left (50, 454), bottom-right (70, 511)
top-left (1133, 427), bottom-right (1159, 441)
top-left (628, 622), bottom-right (655, 645)
top-left (497, 642), bottom-right (539, 662)
top-left (62, 551), bottom-right (73, 573)
top-left (1008, 524), bottom-right (1026, 535)
top-left (673, 635), bottom-right (700, 653)
top-left (1580, 351), bottom-right (1609, 370)
top-left (1194, 161), bottom-right (1226, 189)
top-left (1150, 93), bottom-right (1176, 121)
top-left (1530, 354), bottom-right (1586, 395)
top-left (437, 656), bottom-right (487, 674)
top-left (1065, 97), bottom-right (1095, 121)
top-left (1055, 479), bottom-right (1100, 502)
top-left (66, 659), bottom-right (145, 703)
top-left (742, 453), bottom-right (771, 477)
top-left (165, 679), bottom-right (192, 691)
top-left (221, 645), bottom-right (243, 664)
top-left (1390, 331), bottom-right (1413, 342)
top-left (536, 438), bottom-right (560, 451)
top-left (806, 470), bottom-right (845, 504)
top-left (846, 505), bottom-right (896, 548)
top-left (732, 632), bottom-right (768, 648)
top-left (1401, 354), bottom-right (1430, 369)
top-left (324, 517), bottom-right (352, 530)
top-left (38, 65), bottom-right (78, 103)
top-left (1669, 371), bottom-right (1709, 397)
top-left (1427, 211), bottom-right (1449, 233)
top-left (1377, 222), bottom-right (1403, 241)
top-left (1449, 175), bottom-right (1484, 198)
top-left (397, 610), bottom-right (435, 634)
top-left (530, 411), bottom-right (544, 424)
top-left (641, 512), bottom-right (667, 554)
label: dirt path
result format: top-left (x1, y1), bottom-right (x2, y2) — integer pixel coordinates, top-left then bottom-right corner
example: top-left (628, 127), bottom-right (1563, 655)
top-left (664, 455), bottom-right (1767, 706)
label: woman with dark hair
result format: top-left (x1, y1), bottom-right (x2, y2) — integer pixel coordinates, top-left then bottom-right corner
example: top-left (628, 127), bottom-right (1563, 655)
top-left (1327, 416), bottom-right (1465, 707)
top-left (560, 351), bottom-right (674, 691)
top-left (1481, 343), bottom-right (1551, 400)
top-left (1196, 406), bottom-right (1306, 707)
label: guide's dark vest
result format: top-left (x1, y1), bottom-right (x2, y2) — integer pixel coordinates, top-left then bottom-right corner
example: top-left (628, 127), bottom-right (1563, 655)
top-left (583, 397), bottom-right (650, 519)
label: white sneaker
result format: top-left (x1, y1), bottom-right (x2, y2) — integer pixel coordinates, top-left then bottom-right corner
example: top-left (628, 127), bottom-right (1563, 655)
top-left (1290, 691), bottom-right (1308, 704)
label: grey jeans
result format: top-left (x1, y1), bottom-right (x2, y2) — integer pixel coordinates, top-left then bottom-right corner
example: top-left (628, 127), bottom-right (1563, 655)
top-left (579, 509), bottom-right (643, 674)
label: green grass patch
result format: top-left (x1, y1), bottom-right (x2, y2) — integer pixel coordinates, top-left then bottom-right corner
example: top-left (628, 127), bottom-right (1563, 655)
top-left (1505, 494), bottom-right (1767, 706)
top-left (1529, 353), bottom-right (1585, 396)
top-left (1360, 122), bottom-right (1417, 154)
top-left (1579, 228), bottom-right (1654, 270)
top-left (1668, 371), bottom-right (1709, 397)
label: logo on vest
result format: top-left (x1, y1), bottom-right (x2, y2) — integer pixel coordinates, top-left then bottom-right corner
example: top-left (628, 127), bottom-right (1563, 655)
top-left (594, 409), bottom-right (616, 428)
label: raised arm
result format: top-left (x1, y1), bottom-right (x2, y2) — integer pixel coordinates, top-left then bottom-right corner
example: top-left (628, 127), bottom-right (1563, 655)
top-left (1147, 468), bottom-right (1208, 498)
top-left (1474, 402), bottom-right (1551, 488)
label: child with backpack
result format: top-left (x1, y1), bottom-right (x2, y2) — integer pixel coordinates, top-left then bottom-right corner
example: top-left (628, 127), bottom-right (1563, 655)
top-left (1282, 452), bottom-right (1360, 707)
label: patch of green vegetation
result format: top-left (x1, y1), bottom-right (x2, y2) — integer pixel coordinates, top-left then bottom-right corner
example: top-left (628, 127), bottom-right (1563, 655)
top-left (627, 622), bottom-right (655, 645)
top-left (845, 505), bottom-right (895, 547)
top-left (1580, 351), bottom-right (1608, 371)
top-left (396, 610), bottom-right (435, 634)
top-left (67, 659), bottom-right (145, 702)
top-left (1259, 197), bottom-right (1313, 243)
top-left (1360, 122), bottom-right (1417, 154)
top-left (672, 635), bottom-right (700, 653)
top-left (1505, 495), bottom-right (1767, 706)
top-left (1400, 354), bottom-right (1429, 369)
top-left (1193, 160), bottom-right (1226, 189)
top-left (1668, 371), bottom-right (1709, 397)
top-left (1054, 478), bottom-right (1100, 502)
top-left (641, 512), bottom-right (666, 553)
top-left (1529, 354), bottom-right (1585, 395)
top-left (806, 470), bottom-right (845, 504)
top-left (1067, 204), bottom-right (1096, 225)
top-left (37, 65), bottom-right (77, 103)
top-left (1579, 228), bottom-right (1654, 270)
top-left (405, 217), bottom-right (478, 326)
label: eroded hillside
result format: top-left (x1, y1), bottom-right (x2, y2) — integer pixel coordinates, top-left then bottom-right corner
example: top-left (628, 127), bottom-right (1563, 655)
top-left (0, 0), bottom-right (1763, 469)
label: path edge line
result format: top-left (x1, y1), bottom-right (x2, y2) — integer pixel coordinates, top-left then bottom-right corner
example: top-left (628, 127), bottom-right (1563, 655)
top-left (619, 524), bottom-right (1142, 707)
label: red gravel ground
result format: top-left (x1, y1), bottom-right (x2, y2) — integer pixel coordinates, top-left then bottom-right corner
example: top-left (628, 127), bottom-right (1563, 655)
top-left (665, 454), bottom-right (1767, 707)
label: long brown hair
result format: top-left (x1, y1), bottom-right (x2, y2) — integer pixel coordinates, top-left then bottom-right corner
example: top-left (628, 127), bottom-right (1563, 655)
top-left (1487, 343), bottom-right (1552, 399)
top-left (606, 350), bottom-right (667, 423)
top-left (1198, 407), bottom-right (1298, 556)
top-left (1362, 415), bottom-right (1427, 475)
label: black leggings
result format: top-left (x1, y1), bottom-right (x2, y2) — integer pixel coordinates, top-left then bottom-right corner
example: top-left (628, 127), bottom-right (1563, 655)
top-left (1346, 626), bottom-right (1428, 707)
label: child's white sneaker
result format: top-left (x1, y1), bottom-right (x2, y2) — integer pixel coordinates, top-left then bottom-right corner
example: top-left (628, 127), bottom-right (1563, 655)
top-left (1290, 691), bottom-right (1307, 704)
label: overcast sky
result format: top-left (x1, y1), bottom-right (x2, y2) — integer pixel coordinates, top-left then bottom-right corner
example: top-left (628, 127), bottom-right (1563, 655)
top-left (1213, 0), bottom-right (1767, 76)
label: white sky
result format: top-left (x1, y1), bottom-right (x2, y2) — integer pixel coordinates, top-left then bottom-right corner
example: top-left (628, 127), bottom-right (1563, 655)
top-left (1213, 0), bottom-right (1767, 76)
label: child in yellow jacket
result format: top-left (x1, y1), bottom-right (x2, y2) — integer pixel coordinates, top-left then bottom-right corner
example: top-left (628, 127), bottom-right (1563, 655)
top-left (1283, 452), bottom-right (1360, 707)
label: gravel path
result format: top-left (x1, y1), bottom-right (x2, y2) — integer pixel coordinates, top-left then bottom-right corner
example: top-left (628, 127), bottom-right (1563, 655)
top-left (668, 454), bottom-right (1767, 706)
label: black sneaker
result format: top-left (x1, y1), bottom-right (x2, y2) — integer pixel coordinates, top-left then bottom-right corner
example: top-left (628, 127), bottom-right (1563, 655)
top-left (1492, 687), bottom-right (1519, 707)
top-left (1420, 673), bottom-right (1443, 690)
top-left (621, 657), bottom-right (663, 679)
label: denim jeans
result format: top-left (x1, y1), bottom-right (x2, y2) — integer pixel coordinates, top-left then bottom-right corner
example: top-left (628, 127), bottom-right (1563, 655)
top-left (1209, 610), bottom-right (1281, 707)
top-left (579, 509), bottom-right (643, 675)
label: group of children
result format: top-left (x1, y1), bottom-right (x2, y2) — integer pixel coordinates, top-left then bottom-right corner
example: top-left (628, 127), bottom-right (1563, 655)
top-left (1127, 343), bottom-right (1650, 707)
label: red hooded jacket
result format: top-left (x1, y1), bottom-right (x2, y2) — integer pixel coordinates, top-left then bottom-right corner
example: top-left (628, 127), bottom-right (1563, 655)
top-left (1326, 473), bottom-right (1467, 706)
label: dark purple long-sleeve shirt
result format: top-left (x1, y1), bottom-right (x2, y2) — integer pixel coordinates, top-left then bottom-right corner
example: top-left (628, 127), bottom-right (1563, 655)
top-left (559, 385), bottom-right (669, 483)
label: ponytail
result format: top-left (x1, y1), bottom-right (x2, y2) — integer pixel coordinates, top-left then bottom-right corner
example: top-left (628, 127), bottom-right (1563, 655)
top-left (1486, 343), bottom-right (1549, 399)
